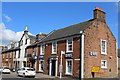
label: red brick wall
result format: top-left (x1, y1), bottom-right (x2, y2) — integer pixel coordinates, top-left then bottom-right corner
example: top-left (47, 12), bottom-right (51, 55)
top-left (37, 37), bottom-right (81, 77)
top-left (84, 20), bottom-right (117, 78)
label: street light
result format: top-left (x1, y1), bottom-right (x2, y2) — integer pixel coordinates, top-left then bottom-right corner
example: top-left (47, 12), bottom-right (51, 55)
top-left (59, 51), bottom-right (65, 79)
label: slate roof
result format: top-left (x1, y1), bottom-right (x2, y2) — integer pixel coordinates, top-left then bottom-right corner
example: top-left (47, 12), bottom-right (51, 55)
top-left (41, 19), bottom-right (94, 42)
top-left (2, 47), bottom-right (20, 53)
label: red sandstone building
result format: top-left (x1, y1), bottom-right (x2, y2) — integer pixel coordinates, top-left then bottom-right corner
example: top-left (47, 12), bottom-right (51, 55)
top-left (1, 7), bottom-right (118, 78)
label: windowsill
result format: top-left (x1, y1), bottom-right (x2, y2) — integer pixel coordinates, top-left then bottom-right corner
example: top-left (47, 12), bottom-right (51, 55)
top-left (51, 52), bottom-right (57, 54)
top-left (39, 70), bottom-right (44, 72)
top-left (101, 67), bottom-right (107, 69)
top-left (66, 51), bottom-right (73, 53)
top-left (65, 73), bottom-right (72, 75)
top-left (101, 53), bottom-right (107, 55)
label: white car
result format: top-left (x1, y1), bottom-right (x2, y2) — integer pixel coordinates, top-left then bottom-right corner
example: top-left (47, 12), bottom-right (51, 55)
top-left (17, 67), bottom-right (36, 78)
top-left (0, 67), bottom-right (11, 74)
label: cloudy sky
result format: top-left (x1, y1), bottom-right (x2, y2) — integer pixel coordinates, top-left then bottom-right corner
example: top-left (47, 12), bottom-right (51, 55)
top-left (1, 2), bottom-right (118, 47)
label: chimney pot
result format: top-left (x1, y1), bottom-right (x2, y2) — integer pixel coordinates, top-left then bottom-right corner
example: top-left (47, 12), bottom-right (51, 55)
top-left (93, 7), bottom-right (106, 22)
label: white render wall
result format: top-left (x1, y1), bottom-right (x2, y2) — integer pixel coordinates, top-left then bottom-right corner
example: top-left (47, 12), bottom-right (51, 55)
top-left (14, 34), bottom-right (31, 68)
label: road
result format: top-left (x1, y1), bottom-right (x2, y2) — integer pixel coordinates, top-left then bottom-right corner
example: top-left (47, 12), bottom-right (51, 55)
top-left (0, 72), bottom-right (77, 80)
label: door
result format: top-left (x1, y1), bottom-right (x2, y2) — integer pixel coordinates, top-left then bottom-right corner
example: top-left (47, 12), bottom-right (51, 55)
top-left (51, 60), bottom-right (56, 76)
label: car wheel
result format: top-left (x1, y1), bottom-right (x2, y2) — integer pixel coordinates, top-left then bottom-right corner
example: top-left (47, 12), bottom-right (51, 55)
top-left (32, 76), bottom-right (35, 78)
top-left (23, 73), bottom-right (25, 78)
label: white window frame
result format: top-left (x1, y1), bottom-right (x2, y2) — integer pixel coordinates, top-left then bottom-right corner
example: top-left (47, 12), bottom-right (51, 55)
top-left (39, 60), bottom-right (44, 72)
top-left (101, 40), bottom-right (107, 55)
top-left (66, 39), bottom-right (73, 52)
top-left (52, 42), bottom-right (57, 54)
top-left (3, 54), bottom-right (5, 58)
top-left (10, 52), bottom-right (12, 58)
top-left (65, 59), bottom-right (73, 75)
top-left (101, 60), bottom-right (107, 69)
top-left (40, 45), bottom-right (44, 55)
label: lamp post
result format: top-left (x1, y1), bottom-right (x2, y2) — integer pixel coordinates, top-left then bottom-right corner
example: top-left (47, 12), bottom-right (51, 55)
top-left (59, 51), bottom-right (65, 79)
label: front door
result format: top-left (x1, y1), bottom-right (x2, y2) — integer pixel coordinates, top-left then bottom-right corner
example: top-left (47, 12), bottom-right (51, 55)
top-left (51, 60), bottom-right (56, 76)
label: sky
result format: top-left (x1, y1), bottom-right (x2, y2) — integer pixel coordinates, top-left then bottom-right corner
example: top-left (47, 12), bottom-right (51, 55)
top-left (0, 2), bottom-right (118, 47)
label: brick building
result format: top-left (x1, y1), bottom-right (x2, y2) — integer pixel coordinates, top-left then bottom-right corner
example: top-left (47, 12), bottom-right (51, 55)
top-left (1, 7), bottom-right (118, 78)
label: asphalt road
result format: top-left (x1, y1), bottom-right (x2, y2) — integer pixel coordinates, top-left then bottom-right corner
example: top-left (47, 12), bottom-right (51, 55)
top-left (0, 72), bottom-right (46, 80)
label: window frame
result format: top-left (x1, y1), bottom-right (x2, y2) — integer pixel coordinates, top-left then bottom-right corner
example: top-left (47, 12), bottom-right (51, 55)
top-left (10, 52), bottom-right (12, 58)
top-left (40, 44), bottom-right (45, 55)
top-left (52, 42), bottom-right (57, 54)
top-left (66, 39), bottom-right (73, 53)
top-left (101, 60), bottom-right (107, 69)
top-left (101, 40), bottom-right (107, 55)
top-left (65, 59), bottom-right (73, 75)
top-left (39, 60), bottom-right (44, 72)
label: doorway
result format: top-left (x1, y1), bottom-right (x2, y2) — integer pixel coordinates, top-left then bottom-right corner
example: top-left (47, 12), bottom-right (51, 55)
top-left (51, 60), bottom-right (56, 76)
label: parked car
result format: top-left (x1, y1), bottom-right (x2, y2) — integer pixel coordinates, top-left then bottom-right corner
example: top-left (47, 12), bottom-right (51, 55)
top-left (17, 67), bottom-right (36, 78)
top-left (0, 67), bottom-right (11, 74)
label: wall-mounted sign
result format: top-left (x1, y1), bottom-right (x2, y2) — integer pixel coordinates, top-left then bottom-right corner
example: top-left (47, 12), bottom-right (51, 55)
top-left (65, 53), bottom-right (72, 58)
top-left (91, 67), bottom-right (100, 72)
top-left (34, 56), bottom-right (38, 60)
top-left (40, 55), bottom-right (44, 59)
top-left (89, 52), bottom-right (97, 56)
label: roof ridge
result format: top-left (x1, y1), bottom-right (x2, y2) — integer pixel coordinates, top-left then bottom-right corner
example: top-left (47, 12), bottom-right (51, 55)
top-left (55, 19), bottom-right (94, 32)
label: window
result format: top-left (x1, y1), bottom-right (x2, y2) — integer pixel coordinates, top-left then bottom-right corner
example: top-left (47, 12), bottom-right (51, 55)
top-left (101, 60), bottom-right (107, 69)
top-left (14, 51), bottom-right (16, 58)
top-left (24, 49), bottom-right (27, 57)
top-left (67, 39), bottom-right (73, 52)
top-left (66, 59), bottom-right (73, 75)
top-left (18, 50), bottom-right (20, 58)
top-left (52, 42), bottom-right (57, 54)
top-left (10, 52), bottom-right (12, 58)
top-left (39, 60), bottom-right (44, 72)
top-left (101, 40), bottom-right (107, 55)
top-left (25, 39), bottom-right (27, 44)
top-left (41, 45), bottom-right (44, 55)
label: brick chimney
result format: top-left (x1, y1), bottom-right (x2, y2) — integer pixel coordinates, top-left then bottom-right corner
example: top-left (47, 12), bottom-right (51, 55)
top-left (36, 33), bottom-right (47, 42)
top-left (94, 7), bottom-right (106, 22)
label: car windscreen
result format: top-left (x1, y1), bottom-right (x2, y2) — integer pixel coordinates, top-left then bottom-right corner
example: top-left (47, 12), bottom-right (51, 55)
top-left (27, 69), bottom-right (34, 71)
top-left (3, 67), bottom-right (9, 69)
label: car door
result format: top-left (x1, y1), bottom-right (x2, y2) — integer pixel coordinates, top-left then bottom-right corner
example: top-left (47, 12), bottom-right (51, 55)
top-left (18, 68), bottom-right (22, 75)
top-left (21, 68), bottom-right (25, 75)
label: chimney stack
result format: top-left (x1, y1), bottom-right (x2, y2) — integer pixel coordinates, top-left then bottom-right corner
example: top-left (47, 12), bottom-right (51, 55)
top-left (24, 25), bottom-right (28, 34)
top-left (94, 7), bottom-right (106, 22)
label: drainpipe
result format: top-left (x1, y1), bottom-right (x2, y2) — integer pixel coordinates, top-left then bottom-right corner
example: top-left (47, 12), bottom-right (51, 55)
top-left (80, 31), bottom-right (84, 79)
top-left (116, 42), bottom-right (118, 75)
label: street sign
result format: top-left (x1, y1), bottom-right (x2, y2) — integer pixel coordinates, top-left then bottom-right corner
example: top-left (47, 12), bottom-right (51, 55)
top-left (91, 67), bottom-right (100, 72)
top-left (59, 65), bottom-right (62, 73)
